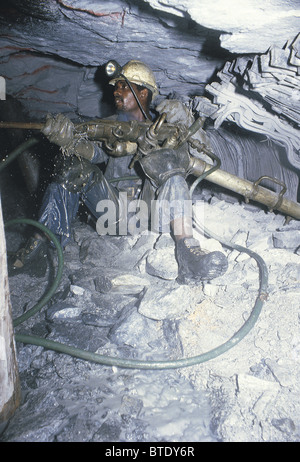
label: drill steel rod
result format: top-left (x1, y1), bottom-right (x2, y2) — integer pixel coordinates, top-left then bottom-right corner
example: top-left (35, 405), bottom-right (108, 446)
top-left (1, 120), bottom-right (299, 220)
top-left (0, 122), bottom-right (44, 130)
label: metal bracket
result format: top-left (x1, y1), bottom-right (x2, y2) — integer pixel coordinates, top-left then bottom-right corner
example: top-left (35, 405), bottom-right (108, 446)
top-left (245, 175), bottom-right (287, 212)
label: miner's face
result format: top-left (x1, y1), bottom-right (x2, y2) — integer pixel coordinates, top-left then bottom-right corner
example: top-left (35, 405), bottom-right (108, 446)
top-left (113, 80), bottom-right (144, 114)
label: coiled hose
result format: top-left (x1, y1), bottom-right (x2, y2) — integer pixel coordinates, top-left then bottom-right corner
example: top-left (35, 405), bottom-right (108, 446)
top-left (5, 218), bottom-right (64, 328)
top-left (3, 138), bottom-right (269, 369)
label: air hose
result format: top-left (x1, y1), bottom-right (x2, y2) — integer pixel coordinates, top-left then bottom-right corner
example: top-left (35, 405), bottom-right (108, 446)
top-left (6, 215), bottom-right (268, 370)
top-left (0, 138), bottom-right (40, 173)
top-left (5, 219), bottom-right (64, 327)
top-left (3, 139), bottom-right (269, 369)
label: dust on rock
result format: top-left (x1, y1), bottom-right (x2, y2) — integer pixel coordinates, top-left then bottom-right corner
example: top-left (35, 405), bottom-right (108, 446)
top-left (2, 195), bottom-right (300, 442)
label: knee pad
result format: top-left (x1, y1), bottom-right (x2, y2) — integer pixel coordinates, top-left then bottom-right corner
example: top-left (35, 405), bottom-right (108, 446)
top-left (139, 144), bottom-right (190, 187)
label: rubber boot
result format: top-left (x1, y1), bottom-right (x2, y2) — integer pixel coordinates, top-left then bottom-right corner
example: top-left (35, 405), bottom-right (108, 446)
top-left (176, 237), bottom-right (228, 284)
top-left (8, 236), bottom-right (48, 278)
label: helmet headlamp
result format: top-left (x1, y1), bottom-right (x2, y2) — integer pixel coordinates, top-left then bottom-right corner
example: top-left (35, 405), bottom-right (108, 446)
top-left (105, 60), bottom-right (122, 79)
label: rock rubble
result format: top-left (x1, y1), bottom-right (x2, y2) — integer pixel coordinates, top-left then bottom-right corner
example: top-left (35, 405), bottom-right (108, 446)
top-left (1, 191), bottom-right (300, 442)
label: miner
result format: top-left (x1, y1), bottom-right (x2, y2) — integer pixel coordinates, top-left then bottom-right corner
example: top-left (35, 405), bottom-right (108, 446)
top-left (9, 59), bottom-right (228, 284)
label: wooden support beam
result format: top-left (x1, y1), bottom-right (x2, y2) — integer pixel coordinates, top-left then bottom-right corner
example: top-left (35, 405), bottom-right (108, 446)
top-left (0, 198), bottom-right (21, 423)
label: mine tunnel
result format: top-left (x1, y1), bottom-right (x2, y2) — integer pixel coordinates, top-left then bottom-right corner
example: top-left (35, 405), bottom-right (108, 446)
top-left (0, 0), bottom-right (300, 443)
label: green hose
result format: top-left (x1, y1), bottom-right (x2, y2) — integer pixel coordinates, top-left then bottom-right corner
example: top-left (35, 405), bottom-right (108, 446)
top-left (5, 219), bottom-right (64, 327)
top-left (3, 138), bottom-right (269, 369)
top-left (6, 216), bottom-right (268, 370)
top-left (0, 138), bottom-right (39, 173)
top-left (189, 148), bottom-right (221, 197)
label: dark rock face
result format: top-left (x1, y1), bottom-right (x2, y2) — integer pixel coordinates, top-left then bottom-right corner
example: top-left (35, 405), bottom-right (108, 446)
top-left (0, 0), bottom-right (229, 118)
top-left (1, 1), bottom-right (299, 190)
top-left (0, 1), bottom-right (299, 197)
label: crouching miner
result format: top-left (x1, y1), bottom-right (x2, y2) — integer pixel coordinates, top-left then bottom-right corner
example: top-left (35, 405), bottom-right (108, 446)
top-left (9, 59), bottom-right (228, 284)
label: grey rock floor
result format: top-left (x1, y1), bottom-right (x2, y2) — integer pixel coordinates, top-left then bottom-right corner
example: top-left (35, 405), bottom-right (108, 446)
top-left (1, 193), bottom-right (300, 442)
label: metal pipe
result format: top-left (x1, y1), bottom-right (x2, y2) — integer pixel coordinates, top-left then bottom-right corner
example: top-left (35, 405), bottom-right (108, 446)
top-left (189, 157), bottom-right (300, 220)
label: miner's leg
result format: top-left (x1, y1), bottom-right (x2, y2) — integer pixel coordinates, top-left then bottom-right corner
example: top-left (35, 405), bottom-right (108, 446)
top-left (156, 175), bottom-right (228, 283)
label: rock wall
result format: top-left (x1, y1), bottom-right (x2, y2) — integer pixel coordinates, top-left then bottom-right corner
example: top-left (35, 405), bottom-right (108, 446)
top-left (0, 0), bottom-right (299, 199)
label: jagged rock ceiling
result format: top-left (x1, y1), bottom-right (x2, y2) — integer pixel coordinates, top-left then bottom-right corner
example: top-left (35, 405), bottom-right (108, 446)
top-left (0, 0), bottom-right (232, 118)
top-left (146, 0), bottom-right (300, 54)
top-left (1, 0), bottom-right (299, 117)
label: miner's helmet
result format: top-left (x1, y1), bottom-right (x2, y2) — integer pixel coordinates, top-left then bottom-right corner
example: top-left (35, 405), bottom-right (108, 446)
top-left (106, 59), bottom-right (159, 100)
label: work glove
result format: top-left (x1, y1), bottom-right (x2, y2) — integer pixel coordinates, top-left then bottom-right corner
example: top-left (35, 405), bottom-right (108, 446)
top-left (42, 113), bottom-right (75, 147)
top-left (157, 99), bottom-right (212, 162)
top-left (156, 99), bottom-right (194, 127)
top-left (42, 113), bottom-right (95, 160)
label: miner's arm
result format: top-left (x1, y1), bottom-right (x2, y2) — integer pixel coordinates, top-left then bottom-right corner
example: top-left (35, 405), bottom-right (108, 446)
top-left (0, 111), bottom-right (180, 161)
top-left (0, 114), bottom-right (139, 162)
top-left (41, 113), bottom-right (100, 162)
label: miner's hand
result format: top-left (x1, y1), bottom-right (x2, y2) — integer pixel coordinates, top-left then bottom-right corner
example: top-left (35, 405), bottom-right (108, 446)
top-left (107, 141), bottom-right (138, 157)
top-left (42, 113), bottom-right (96, 160)
top-left (42, 113), bottom-right (75, 147)
top-left (156, 100), bottom-right (194, 127)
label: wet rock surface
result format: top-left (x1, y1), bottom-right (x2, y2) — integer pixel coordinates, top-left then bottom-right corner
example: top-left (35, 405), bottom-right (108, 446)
top-left (1, 191), bottom-right (300, 442)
